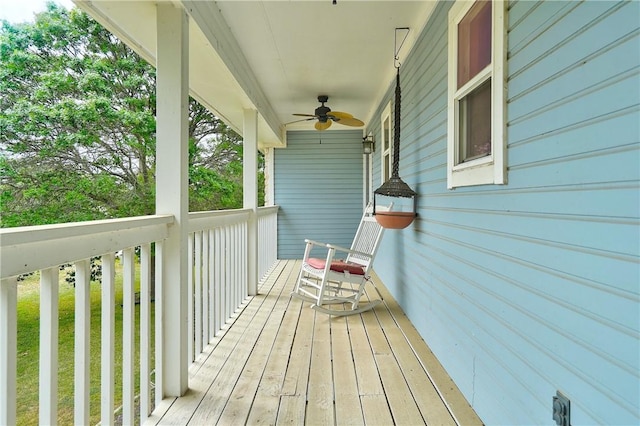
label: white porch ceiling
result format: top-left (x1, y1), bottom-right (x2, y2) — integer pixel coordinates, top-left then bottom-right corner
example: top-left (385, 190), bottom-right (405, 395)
top-left (74, 1), bottom-right (437, 148)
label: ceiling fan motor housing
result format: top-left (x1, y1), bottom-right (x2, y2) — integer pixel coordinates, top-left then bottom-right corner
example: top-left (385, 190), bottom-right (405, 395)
top-left (315, 95), bottom-right (331, 121)
top-left (315, 106), bottom-right (331, 120)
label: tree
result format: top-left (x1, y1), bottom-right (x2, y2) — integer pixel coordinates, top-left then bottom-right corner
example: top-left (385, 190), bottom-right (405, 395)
top-left (0, 3), bottom-right (259, 228)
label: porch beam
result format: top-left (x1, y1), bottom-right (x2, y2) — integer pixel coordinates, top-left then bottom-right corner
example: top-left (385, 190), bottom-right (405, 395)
top-left (156, 3), bottom-right (189, 397)
top-left (184, 1), bottom-right (282, 142)
top-left (244, 109), bottom-right (258, 295)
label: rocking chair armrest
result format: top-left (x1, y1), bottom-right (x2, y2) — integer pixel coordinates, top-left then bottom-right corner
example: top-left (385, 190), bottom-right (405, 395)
top-left (302, 239), bottom-right (334, 261)
top-left (304, 239), bottom-right (330, 248)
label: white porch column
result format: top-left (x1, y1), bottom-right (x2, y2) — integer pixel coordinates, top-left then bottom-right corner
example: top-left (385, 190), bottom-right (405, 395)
top-left (0, 278), bottom-right (17, 426)
top-left (243, 109), bottom-right (258, 295)
top-left (263, 147), bottom-right (275, 206)
top-left (156, 4), bottom-right (189, 397)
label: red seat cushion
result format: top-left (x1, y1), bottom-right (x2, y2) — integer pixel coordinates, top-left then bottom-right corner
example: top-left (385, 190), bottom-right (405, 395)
top-left (306, 258), bottom-right (365, 275)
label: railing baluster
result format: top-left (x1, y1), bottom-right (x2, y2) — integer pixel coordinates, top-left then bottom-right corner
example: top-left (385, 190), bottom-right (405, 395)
top-left (187, 233), bottom-right (194, 363)
top-left (237, 224), bottom-right (242, 306)
top-left (74, 259), bottom-right (91, 425)
top-left (0, 277), bottom-right (17, 426)
top-left (232, 224), bottom-right (237, 310)
top-left (100, 254), bottom-right (115, 426)
top-left (208, 230), bottom-right (215, 341)
top-left (243, 222), bottom-right (248, 300)
top-left (242, 223), bottom-right (246, 301)
top-left (39, 267), bottom-right (59, 425)
top-left (239, 223), bottom-right (245, 305)
top-left (155, 240), bottom-right (164, 408)
top-left (122, 248), bottom-right (135, 425)
top-left (214, 227), bottom-right (221, 335)
top-left (194, 231), bottom-right (203, 355)
top-left (234, 224), bottom-right (237, 309)
top-left (225, 227), bottom-right (231, 320)
top-left (140, 243), bottom-right (152, 423)
top-left (218, 228), bottom-right (227, 329)
top-left (258, 218), bottom-right (265, 280)
top-left (202, 230), bottom-right (209, 346)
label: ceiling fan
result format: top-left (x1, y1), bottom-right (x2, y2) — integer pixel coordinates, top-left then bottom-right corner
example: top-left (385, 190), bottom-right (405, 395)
top-left (292, 95), bottom-right (364, 131)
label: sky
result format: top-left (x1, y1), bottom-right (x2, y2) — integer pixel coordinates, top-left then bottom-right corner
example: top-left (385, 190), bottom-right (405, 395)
top-left (0, 0), bottom-right (75, 23)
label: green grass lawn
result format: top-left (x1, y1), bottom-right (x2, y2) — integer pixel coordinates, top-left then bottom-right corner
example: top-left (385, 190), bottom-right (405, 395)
top-left (16, 260), bottom-right (154, 425)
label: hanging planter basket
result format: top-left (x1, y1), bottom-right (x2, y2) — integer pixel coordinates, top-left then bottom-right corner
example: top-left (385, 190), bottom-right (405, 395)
top-left (373, 58), bottom-right (417, 229)
top-left (374, 176), bottom-right (416, 229)
top-left (374, 210), bottom-right (416, 229)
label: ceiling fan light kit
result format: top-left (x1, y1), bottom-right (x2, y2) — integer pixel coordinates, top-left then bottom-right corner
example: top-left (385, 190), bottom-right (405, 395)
top-left (373, 28), bottom-right (417, 229)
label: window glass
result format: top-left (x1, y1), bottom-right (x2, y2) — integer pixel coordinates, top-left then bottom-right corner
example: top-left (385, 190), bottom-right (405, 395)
top-left (383, 153), bottom-right (390, 180)
top-left (459, 79), bottom-right (492, 162)
top-left (457, 0), bottom-right (492, 88)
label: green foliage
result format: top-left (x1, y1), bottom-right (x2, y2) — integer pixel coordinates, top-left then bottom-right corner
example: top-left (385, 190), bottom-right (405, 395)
top-left (60, 256), bottom-right (103, 285)
top-left (0, 3), bottom-right (261, 228)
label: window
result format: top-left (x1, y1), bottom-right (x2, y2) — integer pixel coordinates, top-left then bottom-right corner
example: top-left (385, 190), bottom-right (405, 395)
top-left (381, 102), bottom-right (392, 183)
top-left (447, 0), bottom-right (506, 188)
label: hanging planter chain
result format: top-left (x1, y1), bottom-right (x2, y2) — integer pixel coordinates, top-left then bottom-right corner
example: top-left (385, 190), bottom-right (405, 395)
top-left (374, 66), bottom-right (416, 200)
top-left (392, 68), bottom-right (401, 178)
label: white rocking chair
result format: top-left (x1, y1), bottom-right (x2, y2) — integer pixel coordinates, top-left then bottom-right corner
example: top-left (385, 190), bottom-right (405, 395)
top-left (291, 203), bottom-right (391, 316)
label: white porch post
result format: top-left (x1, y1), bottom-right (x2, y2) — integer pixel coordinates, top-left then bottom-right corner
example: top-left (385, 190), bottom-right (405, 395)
top-left (156, 4), bottom-right (189, 396)
top-left (243, 109), bottom-right (258, 295)
top-left (0, 278), bottom-right (17, 426)
top-left (263, 147), bottom-right (275, 206)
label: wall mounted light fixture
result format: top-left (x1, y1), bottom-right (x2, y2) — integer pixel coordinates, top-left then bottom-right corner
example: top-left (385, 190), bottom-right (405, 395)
top-left (363, 135), bottom-right (375, 155)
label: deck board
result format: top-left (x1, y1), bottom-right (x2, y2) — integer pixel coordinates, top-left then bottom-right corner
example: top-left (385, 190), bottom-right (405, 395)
top-left (371, 293), bottom-right (456, 425)
top-left (148, 260), bottom-right (482, 426)
top-left (332, 314), bottom-right (365, 426)
top-left (217, 261), bottom-right (297, 425)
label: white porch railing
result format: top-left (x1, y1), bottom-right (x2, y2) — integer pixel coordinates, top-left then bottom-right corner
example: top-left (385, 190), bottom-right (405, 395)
top-left (0, 206), bottom-right (278, 425)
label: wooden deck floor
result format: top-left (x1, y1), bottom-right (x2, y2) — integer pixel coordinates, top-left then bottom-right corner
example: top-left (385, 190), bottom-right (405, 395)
top-left (146, 260), bottom-right (482, 425)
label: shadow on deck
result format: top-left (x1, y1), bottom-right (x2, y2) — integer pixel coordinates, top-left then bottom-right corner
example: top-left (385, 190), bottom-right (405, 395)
top-left (146, 259), bottom-right (482, 425)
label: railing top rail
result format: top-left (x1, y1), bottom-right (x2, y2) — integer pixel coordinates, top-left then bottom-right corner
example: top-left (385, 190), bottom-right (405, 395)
top-left (257, 205), bottom-right (279, 217)
top-left (0, 215), bottom-right (174, 279)
top-left (187, 205), bottom-right (279, 232)
top-left (188, 208), bottom-right (251, 232)
top-left (0, 215), bottom-right (174, 247)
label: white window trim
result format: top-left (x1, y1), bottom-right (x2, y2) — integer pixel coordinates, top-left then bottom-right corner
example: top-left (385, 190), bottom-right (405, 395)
top-left (447, 0), bottom-right (507, 189)
top-left (381, 101), bottom-right (392, 184)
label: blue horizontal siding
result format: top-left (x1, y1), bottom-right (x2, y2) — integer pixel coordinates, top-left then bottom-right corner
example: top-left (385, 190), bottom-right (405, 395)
top-left (368, 1), bottom-right (640, 425)
top-left (275, 130), bottom-right (364, 259)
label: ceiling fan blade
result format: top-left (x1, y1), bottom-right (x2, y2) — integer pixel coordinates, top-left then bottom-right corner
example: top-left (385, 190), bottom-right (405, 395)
top-left (327, 111), bottom-right (354, 119)
top-left (285, 117), bottom-right (316, 126)
top-left (333, 116), bottom-right (364, 127)
top-left (315, 120), bottom-right (332, 131)
top-left (293, 113), bottom-right (317, 117)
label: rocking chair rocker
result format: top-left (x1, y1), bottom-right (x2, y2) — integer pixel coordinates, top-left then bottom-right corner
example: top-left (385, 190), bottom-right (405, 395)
top-left (291, 203), bottom-right (391, 316)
